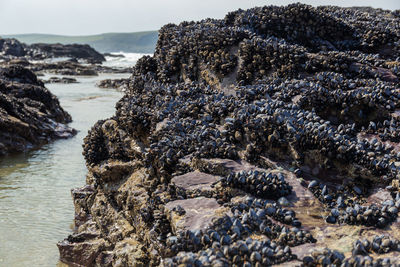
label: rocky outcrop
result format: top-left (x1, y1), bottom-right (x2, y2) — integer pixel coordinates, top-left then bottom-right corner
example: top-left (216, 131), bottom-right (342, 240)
top-left (0, 65), bottom-right (76, 155)
top-left (27, 43), bottom-right (105, 63)
top-left (0, 39), bottom-right (136, 76)
top-left (0, 59), bottom-right (133, 78)
top-left (0, 37), bottom-right (105, 63)
top-left (59, 4), bottom-right (400, 266)
top-left (0, 38), bottom-right (26, 57)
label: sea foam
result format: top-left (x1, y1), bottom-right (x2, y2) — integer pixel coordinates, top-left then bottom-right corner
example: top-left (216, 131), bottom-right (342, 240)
top-left (103, 52), bottom-right (152, 68)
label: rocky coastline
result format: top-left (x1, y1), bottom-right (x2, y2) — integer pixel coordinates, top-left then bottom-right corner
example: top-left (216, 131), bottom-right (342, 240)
top-left (0, 38), bottom-right (105, 63)
top-left (57, 4), bottom-right (400, 267)
top-left (0, 65), bottom-right (76, 155)
top-left (0, 38), bottom-right (132, 79)
top-left (0, 37), bottom-right (126, 154)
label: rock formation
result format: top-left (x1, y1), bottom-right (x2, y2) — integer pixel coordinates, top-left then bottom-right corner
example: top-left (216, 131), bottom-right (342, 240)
top-left (0, 38), bottom-right (105, 63)
top-left (43, 76), bottom-right (78, 84)
top-left (59, 4), bottom-right (400, 266)
top-left (27, 43), bottom-right (105, 63)
top-left (96, 78), bottom-right (130, 90)
top-left (0, 65), bottom-right (76, 155)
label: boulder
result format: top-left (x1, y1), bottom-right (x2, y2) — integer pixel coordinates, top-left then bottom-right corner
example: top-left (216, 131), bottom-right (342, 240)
top-left (0, 65), bottom-right (76, 154)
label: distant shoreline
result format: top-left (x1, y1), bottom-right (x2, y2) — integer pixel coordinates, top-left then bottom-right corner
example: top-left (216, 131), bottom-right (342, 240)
top-left (2, 31), bottom-right (158, 53)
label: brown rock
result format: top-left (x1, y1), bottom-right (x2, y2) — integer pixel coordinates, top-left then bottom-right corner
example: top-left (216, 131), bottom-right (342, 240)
top-left (58, 236), bottom-right (107, 267)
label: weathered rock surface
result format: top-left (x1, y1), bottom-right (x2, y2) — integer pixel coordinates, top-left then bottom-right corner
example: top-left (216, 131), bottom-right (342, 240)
top-left (0, 65), bottom-right (76, 155)
top-left (60, 4), bottom-right (400, 266)
top-left (165, 197), bottom-right (231, 233)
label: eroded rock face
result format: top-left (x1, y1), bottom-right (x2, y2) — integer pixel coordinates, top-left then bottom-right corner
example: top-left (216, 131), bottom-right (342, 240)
top-left (0, 65), bottom-right (75, 155)
top-left (60, 4), bottom-right (400, 266)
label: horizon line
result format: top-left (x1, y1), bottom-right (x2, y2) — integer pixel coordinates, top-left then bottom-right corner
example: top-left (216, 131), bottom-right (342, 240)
top-left (1, 30), bottom-right (159, 37)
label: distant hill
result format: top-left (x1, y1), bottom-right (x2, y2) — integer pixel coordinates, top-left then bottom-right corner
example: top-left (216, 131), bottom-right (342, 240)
top-left (2, 31), bottom-right (158, 53)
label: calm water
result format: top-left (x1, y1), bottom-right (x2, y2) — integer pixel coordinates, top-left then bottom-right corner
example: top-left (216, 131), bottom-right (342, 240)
top-left (0, 71), bottom-right (131, 266)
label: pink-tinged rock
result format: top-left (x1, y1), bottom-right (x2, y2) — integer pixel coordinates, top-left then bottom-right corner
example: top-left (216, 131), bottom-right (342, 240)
top-left (57, 234), bottom-right (105, 267)
top-left (367, 188), bottom-right (392, 205)
top-left (165, 197), bottom-right (231, 233)
top-left (171, 171), bottom-right (220, 192)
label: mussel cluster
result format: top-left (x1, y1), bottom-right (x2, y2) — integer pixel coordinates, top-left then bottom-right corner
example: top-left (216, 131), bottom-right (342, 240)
top-left (163, 239), bottom-right (294, 267)
top-left (308, 179), bottom-right (399, 227)
top-left (352, 235), bottom-right (400, 255)
top-left (303, 235), bottom-right (400, 266)
top-left (163, 197), bottom-right (315, 266)
top-left (152, 3), bottom-right (399, 85)
top-left (75, 3), bottom-right (400, 266)
top-left (303, 247), bottom-right (400, 266)
top-left (221, 170), bottom-right (292, 199)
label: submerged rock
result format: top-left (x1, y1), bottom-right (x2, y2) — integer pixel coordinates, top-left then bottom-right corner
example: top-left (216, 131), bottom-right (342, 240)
top-left (44, 76), bottom-right (78, 84)
top-left (59, 3), bottom-right (400, 266)
top-left (0, 65), bottom-right (76, 155)
top-left (96, 78), bottom-right (129, 90)
top-left (103, 53), bottom-right (125, 58)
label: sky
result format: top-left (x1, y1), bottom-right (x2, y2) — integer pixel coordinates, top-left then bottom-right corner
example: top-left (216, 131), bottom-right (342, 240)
top-left (0, 0), bottom-right (399, 36)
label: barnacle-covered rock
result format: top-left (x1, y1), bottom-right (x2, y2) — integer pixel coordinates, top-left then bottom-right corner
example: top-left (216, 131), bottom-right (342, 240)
top-left (60, 3), bottom-right (400, 266)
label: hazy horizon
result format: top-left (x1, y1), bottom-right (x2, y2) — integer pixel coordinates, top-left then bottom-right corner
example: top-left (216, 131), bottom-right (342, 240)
top-left (1, 0), bottom-right (399, 36)
top-left (3, 31), bottom-right (157, 37)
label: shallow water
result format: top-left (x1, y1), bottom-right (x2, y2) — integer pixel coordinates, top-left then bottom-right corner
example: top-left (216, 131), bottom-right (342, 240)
top-left (0, 72), bottom-right (129, 266)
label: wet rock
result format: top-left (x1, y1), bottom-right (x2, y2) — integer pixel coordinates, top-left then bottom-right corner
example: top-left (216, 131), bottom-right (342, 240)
top-left (96, 78), bottom-right (129, 90)
top-left (0, 65), bottom-right (76, 155)
top-left (103, 53), bottom-right (125, 58)
top-left (44, 76), bottom-right (78, 84)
